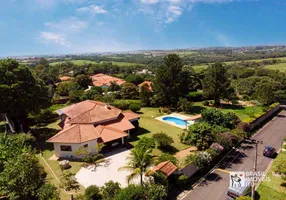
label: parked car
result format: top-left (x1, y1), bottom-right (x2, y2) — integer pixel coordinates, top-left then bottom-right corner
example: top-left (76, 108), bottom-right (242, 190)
top-left (263, 146), bottom-right (277, 158)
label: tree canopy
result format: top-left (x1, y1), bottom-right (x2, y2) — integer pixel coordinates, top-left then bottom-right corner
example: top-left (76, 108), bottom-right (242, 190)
top-left (0, 59), bottom-right (51, 132)
top-left (153, 54), bottom-right (190, 107)
top-left (203, 63), bottom-right (234, 106)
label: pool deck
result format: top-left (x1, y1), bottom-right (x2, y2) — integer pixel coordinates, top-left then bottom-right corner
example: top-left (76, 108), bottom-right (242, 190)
top-left (156, 113), bottom-right (195, 129)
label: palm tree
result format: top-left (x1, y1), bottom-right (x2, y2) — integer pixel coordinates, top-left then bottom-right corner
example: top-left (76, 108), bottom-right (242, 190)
top-left (119, 147), bottom-right (153, 186)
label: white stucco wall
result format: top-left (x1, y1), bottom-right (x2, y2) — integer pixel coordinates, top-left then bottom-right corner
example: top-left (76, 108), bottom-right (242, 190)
top-left (53, 139), bottom-right (98, 158)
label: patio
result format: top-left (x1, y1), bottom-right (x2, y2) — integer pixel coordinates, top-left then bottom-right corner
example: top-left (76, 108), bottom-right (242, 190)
top-left (75, 148), bottom-right (144, 188)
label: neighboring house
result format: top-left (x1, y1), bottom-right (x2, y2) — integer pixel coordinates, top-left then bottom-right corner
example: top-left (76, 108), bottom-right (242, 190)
top-left (90, 73), bottom-right (126, 89)
top-left (47, 100), bottom-right (140, 158)
top-left (138, 81), bottom-right (153, 92)
top-left (150, 161), bottom-right (178, 178)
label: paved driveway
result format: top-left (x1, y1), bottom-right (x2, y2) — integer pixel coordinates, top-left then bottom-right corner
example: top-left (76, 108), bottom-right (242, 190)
top-left (75, 148), bottom-right (140, 188)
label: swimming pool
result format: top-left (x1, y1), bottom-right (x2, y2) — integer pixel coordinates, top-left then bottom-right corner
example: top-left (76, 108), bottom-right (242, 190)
top-left (162, 116), bottom-right (190, 126)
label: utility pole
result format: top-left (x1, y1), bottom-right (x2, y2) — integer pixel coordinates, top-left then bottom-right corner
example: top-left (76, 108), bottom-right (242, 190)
top-left (251, 141), bottom-right (258, 200)
top-left (252, 140), bottom-right (262, 200)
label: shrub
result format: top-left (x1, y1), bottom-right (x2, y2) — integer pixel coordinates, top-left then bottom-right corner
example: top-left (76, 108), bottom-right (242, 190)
top-left (37, 184), bottom-right (60, 200)
top-left (69, 90), bottom-right (84, 103)
top-left (129, 103), bottom-right (141, 112)
top-left (194, 151), bottom-right (212, 168)
top-left (101, 181), bottom-right (121, 200)
top-left (85, 185), bottom-right (102, 200)
top-left (237, 122), bottom-right (251, 133)
top-left (202, 100), bottom-right (209, 106)
top-left (161, 107), bottom-right (171, 113)
top-left (135, 137), bottom-right (155, 151)
top-left (185, 153), bottom-right (196, 165)
top-left (144, 183), bottom-right (168, 200)
top-left (178, 174), bottom-right (188, 182)
top-left (269, 102), bottom-right (279, 109)
top-left (202, 108), bottom-right (240, 129)
top-left (206, 148), bottom-right (219, 159)
top-left (115, 184), bottom-right (145, 200)
top-left (153, 132), bottom-right (174, 148)
top-left (156, 153), bottom-right (178, 165)
top-left (242, 95), bottom-right (250, 101)
top-left (177, 98), bottom-right (193, 112)
top-left (231, 99), bottom-right (239, 105)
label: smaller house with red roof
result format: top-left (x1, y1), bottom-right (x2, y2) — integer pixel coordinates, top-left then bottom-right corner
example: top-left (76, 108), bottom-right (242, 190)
top-left (47, 100), bottom-right (140, 158)
top-left (148, 161), bottom-right (178, 178)
top-left (138, 81), bottom-right (153, 92)
top-left (90, 73), bottom-right (126, 89)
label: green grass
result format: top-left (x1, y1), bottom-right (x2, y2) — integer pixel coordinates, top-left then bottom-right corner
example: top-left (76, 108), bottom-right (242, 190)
top-left (265, 63), bottom-right (286, 72)
top-left (130, 107), bottom-right (189, 156)
top-left (191, 102), bottom-right (264, 122)
top-left (257, 151), bottom-right (286, 200)
top-left (192, 65), bottom-right (208, 72)
top-left (49, 60), bottom-right (144, 67)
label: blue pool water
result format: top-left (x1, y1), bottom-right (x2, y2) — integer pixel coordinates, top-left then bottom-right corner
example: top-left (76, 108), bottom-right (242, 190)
top-left (162, 116), bottom-right (189, 126)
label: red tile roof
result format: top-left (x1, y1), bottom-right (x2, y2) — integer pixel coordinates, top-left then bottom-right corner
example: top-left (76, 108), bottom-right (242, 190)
top-left (90, 73), bottom-right (126, 87)
top-left (48, 100), bottom-right (140, 144)
top-left (47, 124), bottom-right (101, 143)
top-left (122, 110), bottom-right (141, 121)
top-left (152, 161), bottom-right (178, 178)
top-left (138, 81), bottom-right (153, 91)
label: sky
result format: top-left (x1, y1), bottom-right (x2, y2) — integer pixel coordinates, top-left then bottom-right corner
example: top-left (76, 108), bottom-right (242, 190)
top-left (0, 0), bottom-right (286, 56)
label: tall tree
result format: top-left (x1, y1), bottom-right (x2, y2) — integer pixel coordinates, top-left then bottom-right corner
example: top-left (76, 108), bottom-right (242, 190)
top-left (0, 59), bottom-right (51, 132)
top-left (74, 74), bottom-right (92, 89)
top-left (139, 83), bottom-right (152, 106)
top-left (153, 54), bottom-right (189, 107)
top-left (253, 82), bottom-right (275, 105)
top-left (203, 63), bottom-right (234, 106)
top-left (119, 147), bottom-right (153, 186)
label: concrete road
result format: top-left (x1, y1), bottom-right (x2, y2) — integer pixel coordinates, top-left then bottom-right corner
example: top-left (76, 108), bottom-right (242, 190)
top-left (182, 110), bottom-right (286, 200)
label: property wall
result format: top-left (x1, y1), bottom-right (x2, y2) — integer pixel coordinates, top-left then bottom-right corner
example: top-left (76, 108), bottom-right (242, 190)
top-left (249, 105), bottom-right (281, 131)
top-left (53, 139), bottom-right (98, 158)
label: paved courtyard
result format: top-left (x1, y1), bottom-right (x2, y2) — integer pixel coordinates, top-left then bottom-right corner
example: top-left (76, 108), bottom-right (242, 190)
top-left (75, 148), bottom-right (140, 188)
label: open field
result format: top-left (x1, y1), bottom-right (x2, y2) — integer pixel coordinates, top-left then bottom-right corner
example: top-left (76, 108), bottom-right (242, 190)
top-left (49, 60), bottom-right (145, 67)
top-left (191, 57), bottom-right (286, 72)
top-left (265, 62), bottom-right (286, 72)
top-left (257, 151), bottom-right (286, 200)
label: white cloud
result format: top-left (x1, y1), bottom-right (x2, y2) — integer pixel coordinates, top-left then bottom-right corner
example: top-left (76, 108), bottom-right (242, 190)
top-left (39, 32), bottom-right (71, 47)
top-left (166, 4), bottom-right (183, 23)
top-left (138, 0), bottom-right (243, 24)
top-left (45, 17), bottom-right (88, 33)
top-left (141, 0), bottom-right (160, 4)
top-left (76, 5), bottom-right (108, 14)
top-left (96, 21), bottom-right (105, 26)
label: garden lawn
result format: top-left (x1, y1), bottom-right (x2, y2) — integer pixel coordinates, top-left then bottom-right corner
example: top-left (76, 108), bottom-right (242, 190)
top-left (191, 102), bottom-right (265, 122)
top-left (130, 107), bottom-right (189, 156)
top-left (256, 151), bottom-right (286, 200)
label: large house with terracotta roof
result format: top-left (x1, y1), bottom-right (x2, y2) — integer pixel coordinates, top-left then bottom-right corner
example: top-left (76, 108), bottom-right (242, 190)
top-left (47, 100), bottom-right (140, 158)
top-left (90, 73), bottom-right (126, 89)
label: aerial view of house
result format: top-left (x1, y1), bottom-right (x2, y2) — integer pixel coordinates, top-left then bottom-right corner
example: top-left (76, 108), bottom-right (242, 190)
top-left (47, 100), bottom-right (140, 158)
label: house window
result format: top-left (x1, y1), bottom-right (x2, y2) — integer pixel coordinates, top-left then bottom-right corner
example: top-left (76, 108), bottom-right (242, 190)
top-left (83, 144), bottom-right (88, 148)
top-left (60, 145), bottom-right (72, 151)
